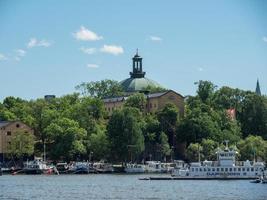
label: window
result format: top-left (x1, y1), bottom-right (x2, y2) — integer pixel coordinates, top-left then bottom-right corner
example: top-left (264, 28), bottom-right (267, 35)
top-left (208, 168), bottom-right (211, 172)
top-left (196, 168), bottom-right (198, 172)
top-left (217, 168), bottom-right (219, 172)
top-left (247, 168), bottom-right (249, 172)
top-left (203, 168), bottom-right (206, 172)
top-left (192, 168), bottom-right (194, 172)
top-left (238, 168), bottom-right (241, 172)
top-left (221, 168), bottom-right (224, 172)
top-left (16, 124), bottom-right (20, 128)
top-left (251, 168), bottom-right (254, 172)
top-left (212, 168), bottom-right (215, 172)
top-left (7, 131), bottom-right (11, 136)
top-left (199, 168), bottom-right (202, 172)
top-left (242, 168), bottom-right (245, 171)
top-left (234, 168), bottom-right (236, 172)
top-left (225, 168), bottom-right (228, 172)
top-left (229, 168), bottom-right (232, 172)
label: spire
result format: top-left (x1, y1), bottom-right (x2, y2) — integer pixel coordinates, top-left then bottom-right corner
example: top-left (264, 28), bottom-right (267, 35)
top-left (255, 79), bottom-right (261, 96)
top-left (130, 50), bottom-right (146, 78)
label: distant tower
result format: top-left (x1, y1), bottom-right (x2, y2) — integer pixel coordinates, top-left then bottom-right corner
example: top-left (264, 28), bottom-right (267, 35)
top-left (255, 79), bottom-right (261, 96)
top-left (130, 49), bottom-right (146, 78)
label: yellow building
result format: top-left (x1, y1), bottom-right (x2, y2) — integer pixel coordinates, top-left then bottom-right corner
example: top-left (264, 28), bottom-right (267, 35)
top-left (104, 90), bottom-right (184, 116)
top-left (0, 121), bottom-right (34, 156)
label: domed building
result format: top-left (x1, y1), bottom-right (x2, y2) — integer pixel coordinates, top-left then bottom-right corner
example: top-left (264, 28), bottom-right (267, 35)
top-left (103, 51), bottom-right (184, 117)
top-left (120, 51), bottom-right (164, 93)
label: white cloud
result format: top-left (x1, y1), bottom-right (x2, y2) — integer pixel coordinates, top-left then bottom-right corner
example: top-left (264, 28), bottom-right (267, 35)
top-left (150, 36), bottom-right (162, 41)
top-left (27, 38), bottom-right (51, 48)
top-left (15, 49), bottom-right (26, 57)
top-left (80, 47), bottom-right (96, 54)
top-left (74, 26), bottom-right (103, 41)
top-left (263, 36), bottom-right (267, 43)
top-left (87, 63), bottom-right (99, 68)
top-left (100, 44), bottom-right (124, 55)
top-left (0, 53), bottom-right (7, 61)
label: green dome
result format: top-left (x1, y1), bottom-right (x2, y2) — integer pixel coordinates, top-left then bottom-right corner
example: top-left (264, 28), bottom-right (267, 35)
top-left (120, 77), bottom-right (163, 92)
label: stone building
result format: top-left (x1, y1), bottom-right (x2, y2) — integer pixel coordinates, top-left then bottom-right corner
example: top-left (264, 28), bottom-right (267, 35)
top-left (103, 52), bottom-right (184, 116)
top-left (0, 121), bottom-right (34, 160)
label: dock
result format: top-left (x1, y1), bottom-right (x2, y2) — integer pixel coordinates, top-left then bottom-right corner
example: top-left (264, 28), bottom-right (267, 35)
top-left (139, 176), bottom-right (254, 180)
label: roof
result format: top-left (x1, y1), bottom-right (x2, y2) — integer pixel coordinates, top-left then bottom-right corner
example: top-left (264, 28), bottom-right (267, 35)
top-left (120, 77), bottom-right (163, 93)
top-left (0, 121), bottom-right (12, 128)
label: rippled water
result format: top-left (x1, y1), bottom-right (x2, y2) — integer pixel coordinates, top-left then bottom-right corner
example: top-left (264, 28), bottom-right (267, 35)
top-left (1, 174), bottom-right (267, 200)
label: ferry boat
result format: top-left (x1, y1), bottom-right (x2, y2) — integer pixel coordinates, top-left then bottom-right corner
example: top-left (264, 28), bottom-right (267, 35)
top-left (172, 141), bottom-right (265, 179)
top-left (23, 159), bottom-right (54, 174)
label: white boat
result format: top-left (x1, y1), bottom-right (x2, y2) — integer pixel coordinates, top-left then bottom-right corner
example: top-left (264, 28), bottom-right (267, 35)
top-left (93, 161), bottom-right (114, 173)
top-left (68, 162), bottom-right (91, 174)
top-left (124, 163), bottom-right (146, 173)
top-left (172, 141), bottom-right (265, 179)
top-left (145, 161), bottom-right (162, 173)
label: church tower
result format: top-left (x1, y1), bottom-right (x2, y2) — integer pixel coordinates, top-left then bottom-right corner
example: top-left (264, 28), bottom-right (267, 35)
top-left (255, 79), bottom-right (261, 96)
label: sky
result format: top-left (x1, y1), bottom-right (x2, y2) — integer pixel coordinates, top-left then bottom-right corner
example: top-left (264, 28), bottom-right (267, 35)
top-left (0, 0), bottom-right (267, 101)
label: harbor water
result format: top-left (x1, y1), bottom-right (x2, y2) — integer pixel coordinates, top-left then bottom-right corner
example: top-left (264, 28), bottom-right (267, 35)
top-left (1, 174), bottom-right (267, 200)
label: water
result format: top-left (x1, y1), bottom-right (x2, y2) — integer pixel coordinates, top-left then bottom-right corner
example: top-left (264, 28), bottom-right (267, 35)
top-left (1, 174), bottom-right (267, 200)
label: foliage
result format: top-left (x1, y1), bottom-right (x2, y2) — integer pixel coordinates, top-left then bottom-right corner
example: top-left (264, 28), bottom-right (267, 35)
top-left (107, 107), bottom-right (144, 162)
top-left (185, 143), bottom-right (204, 162)
top-left (237, 135), bottom-right (267, 161)
top-left (8, 130), bottom-right (35, 158)
top-left (75, 79), bottom-right (124, 98)
top-left (44, 118), bottom-right (87, 160)
top-left (125, 93), bottom-right (147, 112)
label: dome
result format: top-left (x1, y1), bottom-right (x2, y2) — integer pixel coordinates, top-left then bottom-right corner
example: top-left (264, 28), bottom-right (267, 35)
top-left (120, 77), bottom-right (163, 93)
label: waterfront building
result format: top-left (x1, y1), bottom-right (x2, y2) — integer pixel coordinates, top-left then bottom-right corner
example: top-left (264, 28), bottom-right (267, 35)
top-left (0, 121), bottom-right (34, 161)
top-left (103, 51), bottom-right (184, 116)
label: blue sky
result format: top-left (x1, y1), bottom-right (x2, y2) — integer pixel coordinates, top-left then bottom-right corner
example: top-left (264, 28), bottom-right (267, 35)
top-left (0, 0), bottom-right (267, 101)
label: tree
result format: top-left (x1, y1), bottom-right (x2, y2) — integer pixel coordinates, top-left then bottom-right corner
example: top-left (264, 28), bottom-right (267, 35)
top-left (87, 131), bottom-right (109, 161)
top-left (75, 79), bottom-right (124, 98)
top-left (237, 135), bottom-right (267, 161)
top-left (201, 139), bottom-right (218, 160)
top-left (195, 80), bottom-right (217, 103)
top-left (185, 143), bottom-right (204, 162)
top-left (107, 107), bottom-right (144, 162)
top-left (44, 118), bottom-right (87, 160)
top-left (157, 103), bottom-right (179, 147)
top-left (159, 132), bottom-right (171, 160)
top-left (125, 93), bottom-right (147, 112)
top-left (239, 93), bottom-right (267, 139)
top-left (8, 131), bottom-right (35, 158)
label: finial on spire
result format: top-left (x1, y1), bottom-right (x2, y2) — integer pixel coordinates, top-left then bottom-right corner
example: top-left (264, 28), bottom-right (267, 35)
top-left (136, 48), bottom-right (138, 56)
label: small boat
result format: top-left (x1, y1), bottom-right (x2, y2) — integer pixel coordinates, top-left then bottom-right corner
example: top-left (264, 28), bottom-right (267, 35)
top-left (69, 162), bottom-right (90, 174)
top-left (145, 161), bottom-right (162, 173)
top-left (125, 163), bottom-right (146, 173)
top-left (250, 178), bottom-right (261, 183)
top-left (93, 161), bottom-right (113, 173)
top-left (56, 162), bottom-right (69, 174)
top-left (23, 159), bottom-right (53, 174)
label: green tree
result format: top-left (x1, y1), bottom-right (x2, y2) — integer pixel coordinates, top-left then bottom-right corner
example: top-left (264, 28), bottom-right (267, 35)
top-left (157, 103), bottom-right (179, 147)
top-left (44, 118), bottom-right (87, 160)
top-left (186, 143), bottom-right (204, 162)
top-left (237, 135), bottom-right (267, 161)
top-left (201, 139), bottom-right (218, 160)
top-left (159, 132), bottom-right (171, 160)
top-left (87, 131), bottom-right (109, 161)
top-left (195, 80), bottom-right (217, 103)
top-left (125, 93), bottom-right (147, 112)
top-left (8, 131), bottom-right (35, 158)
top-left (75, 79), bottom-right (124, 98)
top-left (107, 107), bottom-right (144, 162)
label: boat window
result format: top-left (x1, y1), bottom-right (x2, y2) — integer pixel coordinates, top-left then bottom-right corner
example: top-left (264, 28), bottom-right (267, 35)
top-left (234, 168), bottom-right (236, 171)
top-left (212, 168), bottom-right (215, 172)
top-left (221, 168), bottom-right (224, 172)
top-left (200, 168), bottom-right (202, 172)
top-left (242, 168), bottom-right (245, 171)
top-left (238, 168), bottom-right (241, 172)
top-left (196, 168), bottom-right (198, 172)
top-left (192, 168), bottom-right (194, 172)
top-left (217, 168), bottom-right (219, 172)
top-left (251, 168), bottom-right (254, 172)
top-left (208, 168), bottom-right (211, 172)
top-left (255, 168), bottom-right (258, 171)
top-left (204, 168), bottom-right (206, 172)
top-left (225, 168), bottom-right (228, 172)
top-left (247, 168), bottom-right (249, 172)
top-left (229, 168), bottom-right (232, 172)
